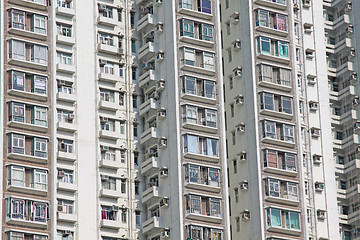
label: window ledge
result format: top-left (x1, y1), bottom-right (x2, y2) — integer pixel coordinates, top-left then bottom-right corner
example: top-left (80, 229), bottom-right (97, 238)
top-left (263, 167), bottom-right (297, 177)
top-left (262, 137), bottom-right (295, 148)
top-left (182, 122), bottom-right (217, 134)
top-left (8, 120), bottom-right (48, 133)
top-left (180, 36), bottom-right (214, 48)
top-left (265, 195), bottom-right (299, 206)
top-left (6, 217), bottom-right (47, 229)
top-left (183, 152), bottom-right (219, 163)
top-left (7, 184), bottom-right (47, 196)
top-left (8, 58), bottom-right (47, 71)
top-left (7, 89), bottom-right (47, 101)
top-left (260, 109), bottom-right (293, 120)
top-left (178, 8), bottom-right (213, 20)
top-left (7, 152), bottom-right (47, 164)
top-left (186, 213), bottom-right (222, 224)
top-left (8, 27), bottom-right (47, 40)
top-left (267, 226), bottom-right (301, 236)
top-left (185, 182), bottom-right (220, 193)
top-left (255, 25), bottom-right (288, 37)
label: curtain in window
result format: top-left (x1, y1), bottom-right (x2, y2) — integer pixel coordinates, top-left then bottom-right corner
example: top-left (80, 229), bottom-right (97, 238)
top-left (206, 109), bottom-right (216, 127)
top-left (187, 135), bottom-right (199, 154)
top-left (260, 64), bottom-right (273, 83)
top-left (184, 48), bottom-right (195, 65)
top-left (276, 14), bottom-right (287, 31)
top-left (270, 208), bottom-right (281, 227)
top-left (207, 138), bottom-right (218, 157)
top-left (34, 76), bottom-right (46, 94)
top-left (12, 72), bottom-right (25, 90)
top-left (208, 168), bottom-right (219, 187)
top-left (189, 165), bottom-right (200, 183)
top-left (287, 183), bottom-right (298, 200)
top-left (285, 153), bottom-right (296, 171)
top-left (263, 93), bottom-right (274, 110)
top-left (290, 212), bottom-right (300, 229)
top-left (279, 68), bottom-right (291, 86)
top-left (281, 97), bottom-right (292, 114)
top-left (204, 80), bottom-right (215, 98)
top-left (199, 0), bottom-right (211, 14)
top-left (264, 121), bottom-right (276, 139)
top-left (277, 41), bottom-right (289, 57)
top-left (258, 10), bottom-right (269, 27)
top-left (259, 37), bottom-right (270, 54)
top-left (269, 179), bottom-right (280, 197)
top-left (203, 52), bottom-right (214, 70)
top-left (32, 45), bottom-right (47, 64)
top-left (11, 166), bottom-right (25, 186)
top-left (11, 40), bottom-right (25, 60)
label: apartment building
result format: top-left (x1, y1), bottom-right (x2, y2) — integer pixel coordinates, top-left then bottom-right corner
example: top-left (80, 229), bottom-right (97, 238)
top-left (1, 0), bottom-right (229, 240)
top-left (221, 0), bottom-right (340, 239)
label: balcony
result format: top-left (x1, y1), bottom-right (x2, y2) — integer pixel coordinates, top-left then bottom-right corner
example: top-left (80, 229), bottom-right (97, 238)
top-left (7, 152), bottom-right (47, 164)
top-left (137, 14), bottom-right (156, 33)
top-left (141, 186), bottom-right (160, 204)
top-left (100, 188), bottom-right (121, 199)
top-left (185, 181), bottom-right (220, 193)
top-left (139, 98), bottom-right (159, 116)
top-left (180, 62), bottom-right (215, 76)
top-left (8, 58), bottom-right (47, 71)
top-left (142, 216), bottom-right (163, 235)
top-left (57, 151), bottom-right (77, 162)
top-left (8, 120), bottom-right (47, 133)
top-left (57, 181), bottom-right (77, 192)
top-left (100, 159), bottom-right (121, 169)
top-left (7, 183), bottom-right (47, 196)
top-left (56, 6), bottom-right (75, 17)
top-left (140, 127), bottom-right (160, 145)
top-left (101, 219), bottom-right (121, 229)
top-left (57, 121), bottom-right (76, 132)
top-left (141, 157), bottom-right (160, 175)
top-left (139, 69), bottom-right (157, 88)
top-left (138, 42), bottom-right (157, 61)
top-left (99, 100), bottom-right (119, 112)
top-left (57, 212), bottom-right (77, 223)
top-left (7, 89), bottom-right (47, 101)
top-left (57, 92), bottom-right (76, 103)
top-left (6, 217), bottom-right (47, 229)
top-left (97, 16), bottom-right (118, 27)
top-left (99, 130), bottom-right (120, 140)
top-left (178, 7), bottom-right (212, 20)
top-left (98, 72), bottom-right (121, 84)
top-left (186, 212), bottom-right (222, 224)
top-left (97, 43), bottom-right (123, 56)
top-left (56, 35), bottom-right (75, 45)
top-left (183, 152), bottom-right (219, 163)
top-left (8, 27), bottom-right (47, 41)
top-left (254, 0), bottom-right (287, 10)
top-left (8, 0), bottom-right (47, 10)
top-left (56, 63), bottom-right (75, 74)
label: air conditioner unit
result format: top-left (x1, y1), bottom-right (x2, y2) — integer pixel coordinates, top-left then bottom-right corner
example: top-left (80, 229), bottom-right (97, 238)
top-left (57, 205), bottom-right (64, 212)
top-left (58, 170), bottom-right (65, 178)
top-left (234, 68), bottom-right (242, 78)
top-left (99, 4), bottom-right (107, 11)
top-left (235, 95), bottom-right (244, 104)
top-left (156, 52), bottom-right (164, 61)
top-left (101, 146), bottom-right (109, 152)
top-left (157, 81), bottom-right (165, 91)
top-left (241, 210), bottom-right (250, 220)
top-left (236, 124), bottom-right (245, 133)
top-left (145, 149), bottom-right (155, 156)
top-left (68, 114), bottom-right (75, 120)
top-left (158, 111), bottom-right (166, 118)
top-left (345, 2), bottom-right (352, 12)
top-left (313, 154), bottom-right (322, 164)
top-left (158, 138), bottom-right (167, 148)
top-left (160, 169), bottom-right (168, 177)
top-left (101, 174), bottom-right (110, 180)
top-left (155, 0), bottom-right (163, 5)
top-left (133, 117), bottom-right (137, 122)
top-left (311, 128), bottom-right (320, 137)
top-left (309, 101), bottom-right (318, 111)
top-left (160, 197), bottom-right (169, 207)
top-left (59, 80), bottom-right (66, 85)
top-left (354, 122), bottom-right (360, 130)
top-left (100, 116), bottom-right (108, 123)
top-left (63, 230), bottom-right (71, 236)
top-left (161, 230), bottom-right (170, 238)
top-left (357, 145), bottom-right (360, 154)
top-left (293, 3), bottom-right (299, 10)
top-left (156, 23), bottom-right (163, 32)
top-left (346, 25), bottom-right (354, 34)
top-left (238, 151), bottom-right (246, 161)
top-left (315, 182), bottom-right (324, 191)
top-left (233, 40), bottom-right (241, 50)
top-left (351, 72), bottom-right (358, 81)
top-left (100, 59), bottom-right (107, 66)
top-left (317, 210), bottom-right (326, 219)
top-left (240, 181), bottom-right (248, 190)
top-left (353, 97), bottom-right (359, 105)
top-left (60, 143), bottom-right (66, 151)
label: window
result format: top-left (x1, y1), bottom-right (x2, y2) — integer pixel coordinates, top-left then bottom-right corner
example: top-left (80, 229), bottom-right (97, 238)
top-left (120, 150), bottom-right (125, 163)
top-left (101, 119), bottom-right (115, 131)
top-left (184, 134), bottom-right (199, 154)
top-left (256, 9), bottom-right (269, 27)
top-left (57, 0), bottom-right (71, 8)
top-left (58, 199), bottom-right (74, 214)
top-left (9, 71), bottom-right (25, 91)
top-left (121, 209), bottom-right (127, 223)
top-left (281, 96), bottom-right (292, 114)
top-left (133, 124), bottom-right (138, 137)
top-left (9, 40), bottom-right (25, 60)
top-left (134, 152), bottom-right (138, 165)
top-left (199, 0), bottom-right (211, 14)
top-left (232, 132), bottom-right (236, 145)
top-left (98, 33), bottom-right (114, 46)
top-left (200, 24), bottom-right (213, 41)
top-left (229, 76), bottom-right (233, 90)
top-left (264, 149), bottom-right (277, 168)
top-left (257, 37), bottom-right (271, 54)
top-left (287, 182), bottom-right (299, 200)
top-left (183, 76), bottom-right (196, 95)
top-left (102, 177), bottom-right (116, 191)
top-left (268, 179), bottom-right (280, 197)
top-left (31, 45), bottom-right (47, 64)
top-left (261, 93), bottom-right (274, 110)
top-left (230, 104), bottom-right (234, 117)
top-left (180, 19), bottom-right (194, 37)
top-left (282, 124), bottom-right (294, 143)
top-left (100, 62), bottom-right (114, 74)
top-left (234, 188), bottom-right (239, 202)
top-left (135, 181), bottom-right (139, 195)
top-left (226, 22), bottom-right (230, 35)
top-left (33, 106), bottom-right (47, 127)
top-left (33, 75), bottom-right (47, 94)
top-left (186, 165), bottom-right (200, 183)
top-left (203, 52), bottom-right (214, 70)
top-left (9, 102), bottom-right (25, 122)
top-left (276, 14), bottom-right (287, 31)
top-left (9, 134), bottom-right (25, 154)
top-left (57, 52), bottom-right (72, 65)
top-left (100, 6), bottom-right (113, 18)
top-left (206, 109), bottom-right (216, 127)
top-left (58, 139), bottom-right (73, 153)
top-left (101, 148), bottom-right (115, 161)
top-left (57, 23), bottom-right (71, 37)
top-left (263, 121), bottom-right (276, 139)
top-left (10, 199), bottom-right (25, 219)
top-left (135, 210), bottom-right (141, 225)
top-left (132, 95), bottom-right (137, 108)
top-left (204, 80), bottom-right (216, 98)
top-left (285, 153), bottom-right (296, 171)
top-left (179, 0), bottom-right (193, 9)
top-left (184, 48), bottom-right (195, 66)
top-left (267, 208), bottom-right (300, 230)
top-left (100, 89), bottom-right (115, 102)
top-left (33, 169), bottom-right (47, 190)
top-left (225, 0), bottom-right (229, 8)
top-left (32, 15), bottom-right (47, 34)
top-left (57, 231), bottom-right (73, 240)
top-left (131, 39), bottom-right (136, 53)
top-left (9, 10), bottom-right (25, 30)
top-left (121, 179), bottom-right (126, 193)
top-left (276, 41), bottom-right (289, 58)
top-left (187, 195), bottom-right (201, 214)
top-left (59, 169), bottom-right (74, 184)
top-left (233, 160), bottom-right (237, 174)
top-left (33, 137), bottom-right (47, 158)
top-left (9, 165), bottom-right (25, 186)
top-left (228, 49), bottom-right (232, 62)
top-left (183, 105), bottom-right (198, 124)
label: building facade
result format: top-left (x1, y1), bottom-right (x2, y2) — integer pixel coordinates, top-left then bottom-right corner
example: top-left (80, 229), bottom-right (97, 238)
top-left (1, 0), bottom-right (229, 240)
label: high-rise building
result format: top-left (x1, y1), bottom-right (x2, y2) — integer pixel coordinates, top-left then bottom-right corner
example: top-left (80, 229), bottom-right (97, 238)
top-left (1, 0), bottom-right (229, 240)
top-left (220, 0), bottom-right (347, 239)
